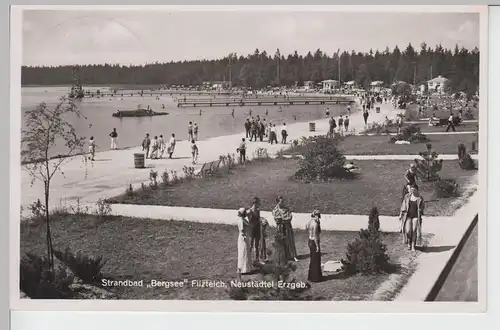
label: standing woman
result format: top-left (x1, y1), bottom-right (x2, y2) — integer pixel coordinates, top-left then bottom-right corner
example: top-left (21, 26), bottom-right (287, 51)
top-left (399, 185), bottom-right (425, 251)
top-left (306, 210), bottom-right (322, 282)
top-left (237, 208), bottom-right (252, 278)
top-left (272, 196), bottom-right (298, 262)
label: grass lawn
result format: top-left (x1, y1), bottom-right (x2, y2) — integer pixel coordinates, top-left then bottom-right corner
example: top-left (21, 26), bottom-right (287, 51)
top-left (285, 134), bottom-right (478, 156)
top-left (20, 215), bottom-right (425, 300)
top-left (377, 122), bottom-right (479, 134)
top-left (109, 158), bottom-right (477, 216)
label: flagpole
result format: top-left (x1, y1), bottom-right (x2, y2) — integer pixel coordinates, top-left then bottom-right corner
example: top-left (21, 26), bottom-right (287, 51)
top-left (337, 49), bottom-right (341, 90)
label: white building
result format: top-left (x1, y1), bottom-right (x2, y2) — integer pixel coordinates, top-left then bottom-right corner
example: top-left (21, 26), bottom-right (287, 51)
top-left (344, 81), bottom-right (355, 89)
top-left (427, 75), bottom-right (449, 94)
top-left (322, 79), bottom-right (339, 91)
top-left (303, 81), bottom-right (315, 91)
top-left (370, 81), bottom-right (384, 93)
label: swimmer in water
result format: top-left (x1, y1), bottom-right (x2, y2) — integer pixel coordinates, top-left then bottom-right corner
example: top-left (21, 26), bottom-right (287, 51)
top-left (89, 124), bottom-right (92, 128)
top-left (231, 109), bottom-right (235, 117)
top-left (249, 109), bottom-right (253, 116)
top-left (199, 109), bottom-right (202, 116)
top-left (265, 109), bottom-right (268, 116)
top-left (162, 104), bottom-right (165, 109)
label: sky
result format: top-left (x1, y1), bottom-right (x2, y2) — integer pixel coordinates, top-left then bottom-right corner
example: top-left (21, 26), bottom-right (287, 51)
top-left (21, 9), bottom-right (480, 66)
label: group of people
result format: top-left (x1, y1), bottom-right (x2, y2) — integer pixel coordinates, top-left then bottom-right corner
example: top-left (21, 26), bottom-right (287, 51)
top-left (236, 196), bottom-right (322, 283)
top-left (243, 117), bottom-right (289, 145)
top-left (327, 115), bottom-right (351, 137)
top-left (141, 133), bottom-right (177, 160)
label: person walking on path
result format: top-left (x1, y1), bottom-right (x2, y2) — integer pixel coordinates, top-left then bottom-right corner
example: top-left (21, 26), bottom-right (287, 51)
top-left (191, 139), bottom-right (199, 164)
top-left (325, 107), bottom-right (330, 117)
top-left (236, 207), bottom-right (252, 279)
top-left (259, 120), bottom-right (265, 142)
top-left (344, 116), bottom-right (350, 133)
top-left (250, 119), bottom-right (258, 142)
top-left (306, 209), bottom-right (323, 283)
top-left (363, 109), bottom-right (369, 125)
top-left (267, 122), bottom-right (273, 143)
top-left (328, 116), bottom-right (337, 138)
top-left (88, 136), bottom-right (96, 161)
top-left (347, 104), bottom-right (351, 116)
top-left (244, 119), bottom-right (251, 138)
top-left (158, 135), bottom-right (165, 158)
top-left (281, 123), bottom-right (288, 144)
top-left (247, 197), bottom-right (262, 263)
top-left (142, 133), bottom-right (151, 159)
top-left (338, 116), bottom-right (344, 134)
top-left (188, 122), bottom-right (194, 141)
top-left (399, 185), bottom-right (425, 251)
top-left (167, 133), bottom-right (176, 159)
top-left (193, 123), bottom-right (199, 141)
top-left (109, 128), bottom-right (118, 150)
top-left (446, 112), bottom-right (456, 132)
top-left (149, 136), bottom-right (159, 159)
top-left (270, 124), bottom-right (278, 144)
top-left (272, 196), bottom-right (298, 262)
top-left (238, 138), bottom-right (247, 164)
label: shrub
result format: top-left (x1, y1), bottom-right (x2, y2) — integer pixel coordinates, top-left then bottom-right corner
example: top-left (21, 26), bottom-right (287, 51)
top-left (253, 147), bottom-right (269, 160)
top-left (415, 144), bottom-right (443, 181)
top-left (161, 170), bottom-right (170, 186)
top-left (170, 170), bottom-right (179, 184)
top-left (390, 124), bottom-right (428, 143)
top-left (68, 198), bottom-right (89, 221)
top-left (53, 247), bottom-right (107, 285)
top-left (458, 143), bottom-right (467, 159)
top-left (341, 211), bottom-right (390, 275)
top-left (294, 136), bottom-right (355, 182)
top-left (182, 165), bottom-right (196, 179)
top-left (27, 199), bottom-right (45, 222)
top-left (464, 108), bottom-right (474, 120)
top-left (125, 184), bottom-right (135, 197)
top-left (292, 139), bottom-right (299, 148)
top-left (434, 179), bottom-right (459, 198)
top-left (275, 148), bottom-right (286, 159)
top-left (459, 154), bottom-right (477, 170)
top-left (149, 170), bottom-right (159, 189)
top-left (20, 253), bottom-right (75, 299)
top-left (93, 198), bottom-right (112, 218)
top-left (364, 122), bottom-right (391, 135)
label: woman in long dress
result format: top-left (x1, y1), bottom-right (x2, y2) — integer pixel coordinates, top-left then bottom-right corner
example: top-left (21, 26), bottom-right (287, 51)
top-left (272, 196), bottom-right (298, 262)
top-left (237, 208), bottom-right (252, 277)
top-left (306, 210), bottom-right (322, 282)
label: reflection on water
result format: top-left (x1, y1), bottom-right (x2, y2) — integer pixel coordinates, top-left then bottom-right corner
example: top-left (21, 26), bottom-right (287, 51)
top-left (21, 86), bottom-right (350, 156)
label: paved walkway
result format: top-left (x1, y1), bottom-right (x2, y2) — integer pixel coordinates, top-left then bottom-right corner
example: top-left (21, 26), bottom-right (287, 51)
top-left (20, 101), bottom-right (401, 213)
top-left (97, 202), bottom-right (452, 233)
top-left (395, 187), bottom-right (479, 301)
top-left (358, 131), bottom-right (478, 136)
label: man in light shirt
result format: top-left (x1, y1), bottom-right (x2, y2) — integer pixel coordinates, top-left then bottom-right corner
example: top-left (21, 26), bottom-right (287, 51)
top-left (446, 113), bottom-right (456, 132)
top-left (281, 123), bottom-right (288, 144)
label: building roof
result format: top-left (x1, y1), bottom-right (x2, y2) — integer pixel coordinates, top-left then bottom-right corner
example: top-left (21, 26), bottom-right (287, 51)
top-left (428, 75), bottom-right (449, 83)
top-left (370, 81), bottom-right (384, 86)
top-left (345, 81), bottom-right (355, 85)
top-left (322, 79), bottom-right (339, 83)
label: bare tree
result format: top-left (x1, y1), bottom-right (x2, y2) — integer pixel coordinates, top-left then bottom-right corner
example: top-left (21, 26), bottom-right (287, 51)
top-left (21, 97), bottom-right (87, 274)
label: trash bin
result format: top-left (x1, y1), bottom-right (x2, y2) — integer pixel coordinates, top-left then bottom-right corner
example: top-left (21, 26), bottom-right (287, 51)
top-left (134, 153), bottom-right (145, 169)
top-left (376, 107), bottom-right (381, 113)
top-left (309, 122), bottom-right (316, 132)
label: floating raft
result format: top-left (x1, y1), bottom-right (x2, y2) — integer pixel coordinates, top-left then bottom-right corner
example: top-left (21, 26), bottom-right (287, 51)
top-left (176, 97), bottom-right (354, 108)
top-left (112, 109), bottom-right (169, 118)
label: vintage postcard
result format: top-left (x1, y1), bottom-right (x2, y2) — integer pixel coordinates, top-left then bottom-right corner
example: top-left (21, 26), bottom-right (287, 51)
top-left (10, 5), bottom-right (488, 313)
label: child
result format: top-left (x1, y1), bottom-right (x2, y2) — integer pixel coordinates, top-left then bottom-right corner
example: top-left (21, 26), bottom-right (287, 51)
top-left (88, 136), bottom-right (96, 161)
top-left (191, 139), bottom-right (199, 164)
top-left (259, 217), bottom-right (269, 263)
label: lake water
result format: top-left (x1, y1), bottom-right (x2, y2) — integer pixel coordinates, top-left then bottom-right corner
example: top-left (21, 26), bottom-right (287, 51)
top-left (21, 86), bottom-right (349, 156)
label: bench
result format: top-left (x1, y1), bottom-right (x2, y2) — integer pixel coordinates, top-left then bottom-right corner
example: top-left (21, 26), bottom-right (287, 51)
top-left (195, 159), bottom-right (222, 177)
top-left (195, 161), bottom-right (214, 177)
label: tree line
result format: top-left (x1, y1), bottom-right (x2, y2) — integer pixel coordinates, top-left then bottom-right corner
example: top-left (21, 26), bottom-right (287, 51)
top-left (22, 42), bottom-right (479, 95)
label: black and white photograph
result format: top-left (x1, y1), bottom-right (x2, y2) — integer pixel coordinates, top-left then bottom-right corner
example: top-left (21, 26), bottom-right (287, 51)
top-left (11, 5), bottom-right (487, 311)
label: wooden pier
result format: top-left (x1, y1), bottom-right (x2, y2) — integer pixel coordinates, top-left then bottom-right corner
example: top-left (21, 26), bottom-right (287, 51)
top-left (86, 90), bottom-right (242, 98)
top-left (176, 96), bottom-right (354, 108)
